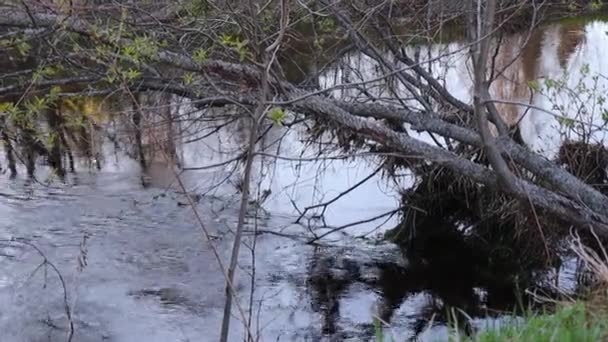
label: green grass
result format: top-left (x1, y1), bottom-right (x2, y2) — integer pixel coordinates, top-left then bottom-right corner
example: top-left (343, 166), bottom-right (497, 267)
top-left (371, 302), bottom-right (608, 341)
top-left (468, 302), bottom-right (608, 342)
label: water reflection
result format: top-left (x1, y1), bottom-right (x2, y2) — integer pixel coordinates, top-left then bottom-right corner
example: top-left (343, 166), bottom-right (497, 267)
top-left (302, 235), bottom-right (549, 341)
top-left (0, 145), bottom-right (578, 342)
top-left (2, 18), bottom-right (607, 342)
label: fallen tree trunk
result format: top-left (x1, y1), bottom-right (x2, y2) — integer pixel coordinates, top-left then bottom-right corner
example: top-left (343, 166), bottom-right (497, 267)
top-left (291, 95), bottom-right (608, 236)
top-left (2, 4), bottom-right (608, 236)
top-left (336, 101), bottom-right (608, 215)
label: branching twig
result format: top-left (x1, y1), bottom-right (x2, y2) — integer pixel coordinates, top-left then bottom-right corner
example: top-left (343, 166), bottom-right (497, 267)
top-left (1, 238), bottom-right (74, 341)
top-left (295, 164), bottom-right (383, 224)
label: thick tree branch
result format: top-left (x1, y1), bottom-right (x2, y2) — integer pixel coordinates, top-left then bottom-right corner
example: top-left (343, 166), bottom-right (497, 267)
top-left (292, 95), bottom-right (608, 235)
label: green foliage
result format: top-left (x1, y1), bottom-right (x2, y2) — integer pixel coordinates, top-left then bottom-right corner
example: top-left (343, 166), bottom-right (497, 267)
top-left (5, 87), bottom-right (62, 130)
top-left (125, 68), bottom-right (141, 81)
top-left (63, 113), bottom-right (86, 130)
top-left (544, 78), bottom-right (555, 90)
top-left (61, 97), bottom-right (98, 129)
top-left (318, 17), bottom-right (336, 33)
top-left (94, 44), bottom-right (112, 58)
top-left (124, 38), bottom-right (152, 60)
top-left (0, 102), bottom-right (16, 115)
top-left (189, 0), bottom-right (210, 17)
top-left (602, 109), bottom-right (608, 122)
top-left (0, 35), bottom-right (32, 57)
top-left (47, 86), bottom-right (61, 102)
top-left (121, 36), bottom-right (159, 63)
top-left (313, 37), bottom-right (327, 50)
top-left (591, 1), bottom-right (603, 12)
top-left (104, 65), bottom-right (120, 84)
top-left (46, 131), bottom-right (59, 149)
top-left (220, 34), bottom-right (250, 61)
top-left (527, 80), bottom-right (540, 92)
top-left (89, 23), bottom-right (102, 40)
top-left (182, 72), bottom-right (195, 85)
top-left (373, 317), bottom-right (388, 342)
top-left (16, 40), bottom-right (31, 57)
top-left (23, 97), bottom-right (49, 116)
top-left (104, 64), bottom-right (141, 84)
top-left (531, 63), bottom-right (608, 142)
top-left (193, 48), bottom-right (208, 64)
top-left (470, 303), bottom-right (608, 342)
top-left (267, 107), bottom-right (287, 126)
top-left (557, 116), bottom-right (575, 128)
top-left (32, 65), bottom-right (61, 82)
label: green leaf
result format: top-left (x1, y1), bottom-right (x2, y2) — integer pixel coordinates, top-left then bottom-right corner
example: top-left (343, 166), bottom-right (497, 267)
top-left (48, 86), bottom-right (61, 102)
top-left (220, 34), bottom-right (250, 61)
top-left (557, 116), bottom-right (575, 128)
top-left (182, 72), bottom-right (195, 85)
top-left (527, 80), bottom-right (540, 92)
top-left (0, 102), bottom-right (15, 114)
top-left (122, 36), bottom-right (159, 63)
top-left (124, 68), bottom-right (141, 81)
top-left (267, 108), bottom-right (287, 126)
top-left (46, 132), bottom-right (59, 148)
top-left (319, 18), bottom-right (336, 33)
top-left (45, 66), bottom-right (56, 76)
top-left (220, 34), bottom-right (237, 46)
top-left (105, 65), bottom-right (120, 84)
top-left (16, 40), bottom-right (31, 56)
top-left (122, 45), bottom-right (137, 60)
top-left (373, 317), bottom-right (384, 342)
top-left (193, 48), bottom-right (208, 64)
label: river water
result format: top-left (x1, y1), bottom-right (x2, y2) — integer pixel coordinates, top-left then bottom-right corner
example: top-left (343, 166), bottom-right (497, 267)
top-left (0, 140), bottom-right (418, 342)
top-left (1, 19), bottom-right (608, 342)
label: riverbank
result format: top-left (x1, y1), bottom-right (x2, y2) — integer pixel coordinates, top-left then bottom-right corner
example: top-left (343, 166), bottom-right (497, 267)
top-left (470, 301), bottom-right (608, 341)
top-left (369, 235), bottom-right (608, 341)
top-left (458, 238), bottom-right (608, 342)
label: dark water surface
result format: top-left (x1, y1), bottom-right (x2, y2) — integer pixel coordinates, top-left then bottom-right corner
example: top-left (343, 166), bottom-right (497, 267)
top-left (0, 164), bottom-right (528, 341)
top-left (0, 167), bottom-right (547, 342)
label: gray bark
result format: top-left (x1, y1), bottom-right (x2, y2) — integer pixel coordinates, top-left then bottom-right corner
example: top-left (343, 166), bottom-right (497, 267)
top-left (2, 5), bottom-right (608, 236)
